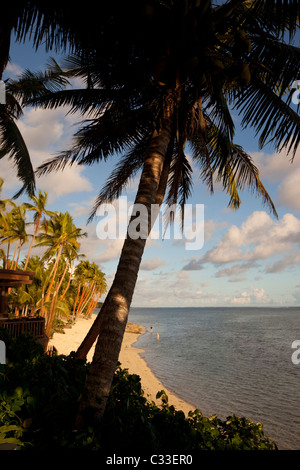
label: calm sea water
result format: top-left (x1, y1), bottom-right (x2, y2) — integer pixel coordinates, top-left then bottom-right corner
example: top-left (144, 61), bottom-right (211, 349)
top-left (127, 307), bottom-right (300, 450)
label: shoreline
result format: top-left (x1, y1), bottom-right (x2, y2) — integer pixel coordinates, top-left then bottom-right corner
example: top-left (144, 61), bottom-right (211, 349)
top-left (49, 316), bottom-right (196, 416)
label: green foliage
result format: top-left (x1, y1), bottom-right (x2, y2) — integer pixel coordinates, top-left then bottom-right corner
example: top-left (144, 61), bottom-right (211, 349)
top-left (0, 389), bottom-right (27, 448)
top-left (51, 317), bottom-right (66, 335)
top-left (0, 336), bottom-right (278, 451)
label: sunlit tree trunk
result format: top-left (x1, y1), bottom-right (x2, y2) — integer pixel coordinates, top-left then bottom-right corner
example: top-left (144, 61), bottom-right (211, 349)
top-left (24, 218), bottom-right (41, 270)
top-left (13, 241), bottom-right (23, 270)
top-left (86, 291), bottom-right (100, 318)
top-left (76, 99), bottom-right (175, 425)
top-left (10, 241), bottom-right (19, 270)
top-left (75, 283), bottom-right (88, 318)
top-left (72, 284), bottom-right (81, 319)
top-left (75, 128), bottom-right (172, 360)
top-left (45, 280), bottom-right (59, 338)
top-left (44, 245), bottom-right (63, 304)
top-left (78, 281), bottom-right (95, 317)
top-left (60, 260), bottom-right (74, 301)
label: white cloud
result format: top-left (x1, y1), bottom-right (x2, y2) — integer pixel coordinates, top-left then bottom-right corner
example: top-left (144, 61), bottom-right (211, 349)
top-left (132, 270), bottom-right (225, 307)
top-left (18, 108), bottom-right (65, 150)
top-left (252, 147), bottom-right (300, 211)
top-left (2, 106), bottom-right (93, 201)
top-left (228, 277), bottom-right (247, 283)
top-left (183, 211), bottom-right (300, 274)
top-left (140, 257), bottom-right (166, 271)
top-left (68, 199), bottom-right (96, 218)
top-left (77, 224), bottom-right (124, 264)
top-left (96, 239), bottom-right (124, 263)
top-left (277, 168), bottom-right (300, 211)
top-left (231, 287), bottom-right (270, 305)
top-left (215, 261), bottom-right (259, 278)
top-left (35, 156), bottom-right (93, 200)
top-left (4, 61), bottom-right (23, 78)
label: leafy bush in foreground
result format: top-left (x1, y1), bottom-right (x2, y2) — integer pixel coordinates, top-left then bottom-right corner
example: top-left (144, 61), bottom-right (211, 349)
top-left (0, 333), bottom-right (278, 450)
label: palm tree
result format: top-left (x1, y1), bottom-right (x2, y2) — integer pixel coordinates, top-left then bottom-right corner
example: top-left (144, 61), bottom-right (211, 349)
top-left (59, 247), bottom-right (84, 302)
top-left (1, 205), bottom-right (29, 269)
top-left (75, 262), bottom-right (107, 319)
top-left (34, 211), bottom-right (87, 336)
top-left (10, 0), bottom-right (300, 423)
top-left (0, 178), bottom-right (16, 213)
top-left (21, 255), bottom-right (47, 316)
top-left (23, 190), bottom-right (56, 270)
top-left (71, 260), bottom-right (88, 319)
top-left (0, 179), bottom-right (18, 268)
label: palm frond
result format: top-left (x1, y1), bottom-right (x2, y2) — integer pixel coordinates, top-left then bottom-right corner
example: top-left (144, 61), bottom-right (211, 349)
top-left (0, 110), bottom-right (35, 197)
top-left (215, 143), bottom-right (278, 217)
top-left (249, 36), bottom-right (300, 100)
top-left (251, 0), bottom-right (300, 39)
top-left (234, 77), bottom-right (300, 158)
top-left (68, 106), bottom-right (152, 166)
top-left (87, 137), bottom-right (152, 223)
top-left (187, 97), bottom-right (214, 193)
top-left (8, 58), bottom-right (70, 105)
top-left (24, 88), bottom-right (112, 117)
top-left (164, 145), bottom-right (193, 231)
top-left (35, 153), bottom-right (78, 177)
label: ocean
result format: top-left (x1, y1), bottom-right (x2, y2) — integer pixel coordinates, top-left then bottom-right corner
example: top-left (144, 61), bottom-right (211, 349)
top-left (128, 307), bottom-right (300, 450)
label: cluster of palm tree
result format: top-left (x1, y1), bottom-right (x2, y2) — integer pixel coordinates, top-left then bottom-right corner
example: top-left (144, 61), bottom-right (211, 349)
top-left (0, 179), bottom-right (107, 337)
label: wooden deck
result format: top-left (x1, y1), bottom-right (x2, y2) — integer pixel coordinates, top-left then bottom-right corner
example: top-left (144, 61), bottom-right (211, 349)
top-left (0, 316), bottom-right (45, 339)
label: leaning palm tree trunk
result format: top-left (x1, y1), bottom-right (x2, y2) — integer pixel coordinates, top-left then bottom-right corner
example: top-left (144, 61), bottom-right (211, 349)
top-left (45, 281), bottom-right (59, 338)
top-left (75, 128), bottom-right (172, 360)
top-left (60, 260), bottom-right (74, 301)
top-left (72, 283), bottom-right (81, 319)
top-left (44, 245), bottom-right (63, 304)
top-left (76, 105), bottom-right (174, 425)
top-left (24, 219), bottom-right (40, 270)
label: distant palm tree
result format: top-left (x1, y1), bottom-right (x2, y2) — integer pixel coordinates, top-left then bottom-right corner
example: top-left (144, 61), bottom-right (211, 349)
top-left (34, 211), bottom-right (87, 336)
top-left (75, 261), bottom-right (107, 319)
top-left (23, 190), bottom-right (56, 270)
top-left (0, 178), bottom-right (15, 213)
top-left (0, 179), bottom-right (16, 267)
top-left (59, 247), bottom-right (84, 302)
top-left (71, 260), bottom-right (88, 318)
top-left (9, 0), bottom-right (300, 423)
top-left (1, 205), bottom-right (29, 269)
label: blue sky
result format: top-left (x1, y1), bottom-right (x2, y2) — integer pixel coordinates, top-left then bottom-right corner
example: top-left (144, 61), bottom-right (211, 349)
top-left (1, 36), bottom-right (300, 307)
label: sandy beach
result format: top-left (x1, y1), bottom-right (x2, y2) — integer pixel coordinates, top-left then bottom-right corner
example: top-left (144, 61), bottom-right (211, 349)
top-left (49, 316), bottom-right (195, 416)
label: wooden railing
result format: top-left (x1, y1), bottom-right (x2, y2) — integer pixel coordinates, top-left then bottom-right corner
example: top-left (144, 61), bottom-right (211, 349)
top-left (0, 317), bottom-right (45, 339)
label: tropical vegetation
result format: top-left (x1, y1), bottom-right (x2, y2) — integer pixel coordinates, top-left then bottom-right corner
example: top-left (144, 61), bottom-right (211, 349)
top-left (0, 181), bottom-right (107, 338)
top-left (0, 332), bottom-right (278, 450)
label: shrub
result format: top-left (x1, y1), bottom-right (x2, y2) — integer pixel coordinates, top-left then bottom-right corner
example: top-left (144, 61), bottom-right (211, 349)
top-left (0, 334), bottom-right (278, 451)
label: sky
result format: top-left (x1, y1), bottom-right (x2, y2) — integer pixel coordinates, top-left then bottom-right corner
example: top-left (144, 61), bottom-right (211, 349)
top-left (1, 36), bottom-right (300, 308)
